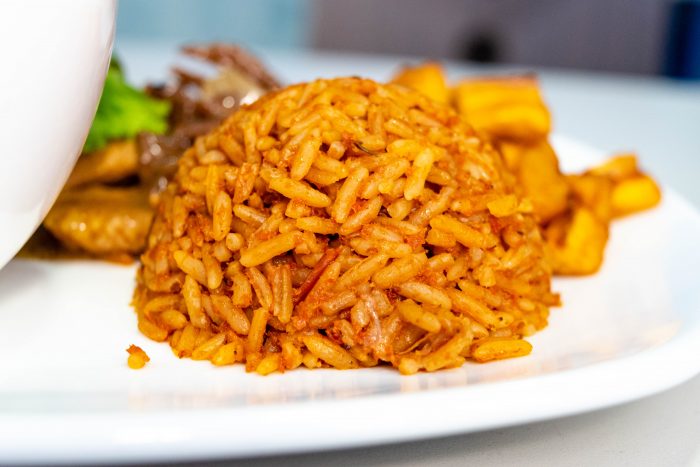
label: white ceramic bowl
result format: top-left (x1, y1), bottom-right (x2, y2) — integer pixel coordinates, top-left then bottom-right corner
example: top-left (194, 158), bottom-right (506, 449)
top-left (0, 0), bottom-right (116, 269)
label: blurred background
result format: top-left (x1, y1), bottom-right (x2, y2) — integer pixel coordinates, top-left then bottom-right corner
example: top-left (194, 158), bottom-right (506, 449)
top-left (117, 0), bottom-right (700, 78)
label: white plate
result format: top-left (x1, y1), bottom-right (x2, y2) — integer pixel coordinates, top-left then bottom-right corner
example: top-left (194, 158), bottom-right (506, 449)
top-left (0, 135), bottom-right (699, 464)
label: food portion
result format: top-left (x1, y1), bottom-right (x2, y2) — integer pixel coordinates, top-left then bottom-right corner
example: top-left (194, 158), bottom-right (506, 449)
top-left (21, 44), bottom-right (279, 261)
top-left (391, 63), bottom-right (661, 275)
top-left (20, 44), bottom-right (662, 374)
top-left (133, 77), bottom-right (559, 374)
top-left (26, 51), bottom-right (660, 274)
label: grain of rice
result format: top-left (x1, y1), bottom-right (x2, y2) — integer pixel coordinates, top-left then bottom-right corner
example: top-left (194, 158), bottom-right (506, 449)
top-left (397, 299), bottom-right (441, 332)
top-left (295, 216), bottom-right (338, 234)
top-left (338, 196), bottom-right (383, 235)
top-left (271, 264), bottom-right (293, 323)
top-left (290, 136), bottom-right (321, 180)
top-left (211, 342), bottom-right (240, 366)
top-left (426, 228), bottom-right (457, 247)
top-left (396, 281), bottom-right (452, 310)
top-left (192, 333), bottom-right (227, 360)
top-left (255, 354), bottom-right (281, 375)
top-left (423, 325), bottom-right (471, 371)
top-left (239, 231), bottom-right (301, 267)
top-left (430, 214), bottom-right (498, 249)
top-left (447, 288), bottom-right (500, 328)
top-left (182, 275), bottom-right (209, 328)
top-left (126, 345), bottom-right (150, 370)
top-left (372, 252), bottom-right (427, 288)
top-left (233, 204), bottom-right (267, 225)
top-left (159, 309), bottom-right (188, 330)
top-left (225, 233), bottom-right (244, 252)
top-left (471, 338), bottom-right (532, 362)
top-left (348, 237), bottom-right (412, 258)
top-left (210, 294), bottom-right (251, 335)
top-left (173, 251), bottom-right (207, 286)
top-left (268, 177), bottom-right (330, 208)
top-left (404, 148), bottom-right (435, 200)
top-left (247, 307), bottom-right (269, 353)
top-left (332, 167), bottom-right (369, 223)
top-left (335, 253), bottom-right (389, 290)
top-left (387, 198), bottom-right (413, 220)
top-left (231, 269), bottom-right (253, 307)
top-left (246, 266), bottom-right (273, 310)
top-left (302, 333), bottom-right (359, 369)
top-left (321, 290), bottom-right (358, 315)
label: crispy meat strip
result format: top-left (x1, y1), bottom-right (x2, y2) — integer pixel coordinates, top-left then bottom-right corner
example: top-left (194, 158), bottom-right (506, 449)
top-left (293, 247), bottom-right (340, 305)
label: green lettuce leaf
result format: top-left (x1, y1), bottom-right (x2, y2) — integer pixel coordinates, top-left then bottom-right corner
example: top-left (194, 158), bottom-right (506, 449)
top-left (83, 59), bottom-right (170, 153)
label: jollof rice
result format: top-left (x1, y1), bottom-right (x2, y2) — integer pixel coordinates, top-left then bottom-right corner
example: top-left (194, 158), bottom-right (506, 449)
top-left (133, 77), bottom-right (559, 374)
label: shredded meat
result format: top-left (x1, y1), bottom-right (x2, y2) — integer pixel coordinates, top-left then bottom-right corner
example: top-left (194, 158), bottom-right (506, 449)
top-left (138, 44), bottom-right (280, 194)
top-left (181, 43), bottom-right (281, 90)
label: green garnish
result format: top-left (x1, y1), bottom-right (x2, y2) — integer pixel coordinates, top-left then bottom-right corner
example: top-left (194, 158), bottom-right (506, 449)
top-left (83, 59), bottom-right (171, 153)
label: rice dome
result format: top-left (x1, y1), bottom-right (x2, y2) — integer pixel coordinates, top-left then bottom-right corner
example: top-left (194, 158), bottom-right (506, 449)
top-left (133, 77), bottom-right (558, 374)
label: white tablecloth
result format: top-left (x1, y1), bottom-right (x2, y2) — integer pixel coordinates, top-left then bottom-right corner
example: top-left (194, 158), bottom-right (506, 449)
top-left (118, 42), bottom-right (700, 467)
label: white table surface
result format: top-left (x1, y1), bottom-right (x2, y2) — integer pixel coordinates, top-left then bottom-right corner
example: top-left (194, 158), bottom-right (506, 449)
top-left (118, 41), bottom-right (700, 467)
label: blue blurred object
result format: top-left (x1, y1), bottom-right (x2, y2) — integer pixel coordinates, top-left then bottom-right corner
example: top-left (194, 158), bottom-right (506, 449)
top-left (665, 0), bottom-right (700, 79)
top-left (116, 0), bottom-right (311, 48)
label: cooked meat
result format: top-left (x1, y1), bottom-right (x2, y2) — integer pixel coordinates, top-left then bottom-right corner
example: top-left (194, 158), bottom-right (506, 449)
top-left (181, 43), bottom-right (281, 90)
top-left (64, 140), bottom-right (139, 189)
top-left (138, 44), bottom-right (281, 194)
top-left (43, 186), bottom-right (153, 257)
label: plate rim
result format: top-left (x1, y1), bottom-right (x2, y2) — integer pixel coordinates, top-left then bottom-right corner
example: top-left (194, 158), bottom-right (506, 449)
top-left (2, 320), bottom-right (699, 464)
